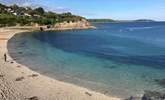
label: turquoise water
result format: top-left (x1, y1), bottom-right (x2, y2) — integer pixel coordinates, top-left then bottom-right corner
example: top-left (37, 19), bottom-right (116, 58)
top-left (8, 22), bottom-right (165, 98)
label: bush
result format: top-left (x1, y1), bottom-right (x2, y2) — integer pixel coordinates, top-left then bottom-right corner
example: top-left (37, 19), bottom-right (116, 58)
top-left (0, 13), bottom-right (17, 26)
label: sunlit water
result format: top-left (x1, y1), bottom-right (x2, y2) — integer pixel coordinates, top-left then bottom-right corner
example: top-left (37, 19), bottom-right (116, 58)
top-left (8, 22), bottom-right (165, 98)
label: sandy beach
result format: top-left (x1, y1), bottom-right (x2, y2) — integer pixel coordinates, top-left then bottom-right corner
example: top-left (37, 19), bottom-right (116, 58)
top-left (0, 27), bottom-right (120, 100)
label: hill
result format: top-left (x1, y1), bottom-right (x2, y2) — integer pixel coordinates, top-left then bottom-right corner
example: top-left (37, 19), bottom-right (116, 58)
top-left (0, 3), bottom-right (87, 27)
top-left (88, 19), bottom-right (115, 22)
top-left (134, 19), bottom-right (155, 22)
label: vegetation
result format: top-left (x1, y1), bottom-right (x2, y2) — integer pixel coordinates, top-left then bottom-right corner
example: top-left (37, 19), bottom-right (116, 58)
top-left (0, 13), bottom-right (17, 26)
top-left (134, 19), bottom-right (155, 22)
top-left (88, 19), bottom-right (155, 23)
top-left (0, 3), bottom-right (85, 27)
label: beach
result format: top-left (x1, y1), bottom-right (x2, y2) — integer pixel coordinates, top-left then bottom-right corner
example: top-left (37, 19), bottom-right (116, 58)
top-left (0, 27), bottom-right (120, 100)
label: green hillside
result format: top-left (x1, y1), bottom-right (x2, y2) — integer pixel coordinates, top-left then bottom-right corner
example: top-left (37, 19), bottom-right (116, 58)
top-left (0, 3), bottom-right (85, 27)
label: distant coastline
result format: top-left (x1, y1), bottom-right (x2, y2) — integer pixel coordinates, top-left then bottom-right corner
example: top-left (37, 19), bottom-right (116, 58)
top-left (88, 18), bottom-right (156, 23)
top-left (88, 19), bottom-right (115, 23)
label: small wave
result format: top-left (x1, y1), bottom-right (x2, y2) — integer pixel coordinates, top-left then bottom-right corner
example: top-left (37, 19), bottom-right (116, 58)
top-left (127, 27), bottom-right (153, 31)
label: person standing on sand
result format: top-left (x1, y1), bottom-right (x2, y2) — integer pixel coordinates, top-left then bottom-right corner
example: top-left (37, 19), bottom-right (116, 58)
top-left (4, 53), bottom-right (7, 62)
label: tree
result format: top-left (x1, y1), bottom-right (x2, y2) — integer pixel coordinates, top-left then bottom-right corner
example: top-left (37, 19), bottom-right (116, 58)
top-left (45, 11), bottom-right (57, 18)
top-left (0, 13), bottom-right (17, 26)
top-left (17, 7), bottom-right (26, 13)
top-left (34, 7), bottom-right (45, 15)
top-left (61, 12), bottom-right (72, 17)
top-left (11, 4), bottom-right (19, 11)
top-left (27, 10), bottom-right (36, 16)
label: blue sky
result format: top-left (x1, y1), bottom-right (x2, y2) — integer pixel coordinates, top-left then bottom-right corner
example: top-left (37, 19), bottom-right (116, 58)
top-left (1, 0), bottom-right (165, 21)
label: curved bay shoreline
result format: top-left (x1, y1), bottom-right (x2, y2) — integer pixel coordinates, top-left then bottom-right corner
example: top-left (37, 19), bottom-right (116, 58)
top-left (0, 27), bottom-right (120, 100)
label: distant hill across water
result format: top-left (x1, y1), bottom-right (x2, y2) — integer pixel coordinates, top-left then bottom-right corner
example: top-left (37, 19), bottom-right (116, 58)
top-left (133, 19), bottom-right (156, 22)
top-left (88, 19), bottom-right (156, 23)
top-left (88, 19), bottom-right (115, 22)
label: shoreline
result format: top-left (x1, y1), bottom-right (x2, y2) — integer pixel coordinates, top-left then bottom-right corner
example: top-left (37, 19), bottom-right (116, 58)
top-left (0, 27), bottom-right (120, 100)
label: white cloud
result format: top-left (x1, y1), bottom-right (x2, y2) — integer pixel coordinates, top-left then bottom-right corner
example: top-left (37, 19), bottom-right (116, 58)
top-left (0, 0), bottom-right (31, 5)
top-left (54, 7), bottom-right (70, 13)
top-left (21, 2), bottom-right (32, 7)
top-left (42, 6), bottom-right (70, 13)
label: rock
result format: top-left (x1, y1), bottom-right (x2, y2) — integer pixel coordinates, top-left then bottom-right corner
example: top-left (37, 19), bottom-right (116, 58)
top-left (28, 74), bottom-right (38, 78)
top-left (15, 77), bottom-right (24, 81)
top-left (47, 25), bottom-right (51, 29)
top-left (40, 27), bottom-right (44, 31)
top-left (155, 79), bottom-right (165, 88)
top-left (124, 96), bottom-right (134, 100)
top-left (103, 90), bottom-right (108, 94)
top-left (0, 75), bottom-right (4, 77)
top-left (16, 65), bottom-right (21, 68)
top-left (142, 91), bottom-right (165, 100)
top-left (18, 51), bottom-right (23, 54)
top-left (85, 91), bottom-right (92, 96)
top-left (103, 65), bottom-right (117, 69)
top-left (124, 96), bottom-right (141, 100)
top-left (10, 61), bottom-right (14, 64)
top-left (27, 96), bottom-right (39, 100)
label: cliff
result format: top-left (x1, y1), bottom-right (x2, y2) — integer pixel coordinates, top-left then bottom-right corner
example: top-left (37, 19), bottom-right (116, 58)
top-left (54, 19), bottom-right (96, 30)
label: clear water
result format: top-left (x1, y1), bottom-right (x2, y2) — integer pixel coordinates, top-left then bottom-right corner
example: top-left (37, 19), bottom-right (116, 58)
top-left (8, 22), bottom-right (165, 98)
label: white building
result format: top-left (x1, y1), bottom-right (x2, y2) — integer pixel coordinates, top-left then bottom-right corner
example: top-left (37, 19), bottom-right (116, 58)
top-left (24, 13), bottom-right (31, 17)
top-left (13, 12), bottom-right (17, 16)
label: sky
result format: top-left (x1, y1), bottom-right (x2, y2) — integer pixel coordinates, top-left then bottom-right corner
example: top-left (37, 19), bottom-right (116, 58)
top-left (0, 0), bottom-right (165, 21)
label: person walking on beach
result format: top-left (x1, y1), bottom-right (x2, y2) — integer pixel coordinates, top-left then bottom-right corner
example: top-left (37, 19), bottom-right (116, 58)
top-left (4, 53), bottom-right (7, 62)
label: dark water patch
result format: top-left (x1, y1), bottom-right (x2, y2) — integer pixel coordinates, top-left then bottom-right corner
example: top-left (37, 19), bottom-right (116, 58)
top-left (84, 51), bottom-right (165, 69)
top-left (103, 65), bottom-right (117, 69)
top-left (155, 79), bottom-right (165, 88)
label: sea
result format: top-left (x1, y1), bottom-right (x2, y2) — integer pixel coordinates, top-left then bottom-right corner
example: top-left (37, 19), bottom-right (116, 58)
top-left (8, 22), bottom-right (165, 98)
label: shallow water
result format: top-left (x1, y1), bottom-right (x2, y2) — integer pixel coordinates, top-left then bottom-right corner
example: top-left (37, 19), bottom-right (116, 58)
top-left (8, 22), bottom-right (165, 98)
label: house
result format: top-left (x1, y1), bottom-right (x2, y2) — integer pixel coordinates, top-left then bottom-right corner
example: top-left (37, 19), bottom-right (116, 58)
top-left (24, 13), bottom-right (31, 17)
top-left (33, 14), bottom-right (40, 17)
top-left (10, 10), bottom-right (14, 13)
top-left (13, 12), bottom-right (17, 16)
top-left (7, 8), bottom-right (12, 12)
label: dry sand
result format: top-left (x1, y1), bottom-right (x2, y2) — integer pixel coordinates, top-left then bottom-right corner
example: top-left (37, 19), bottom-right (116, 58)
top-left (0, 27), bottom-right (120, 100)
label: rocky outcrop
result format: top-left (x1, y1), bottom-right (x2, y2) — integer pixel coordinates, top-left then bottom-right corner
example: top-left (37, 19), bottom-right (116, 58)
top-left (125, 91), bottom-right (165, 100)
top-left (141, 91), bottom-right (165, 100)
top-left (54, 19), bottom-right (96, 30)
top-left (154, 79), bottom-right (165, 88)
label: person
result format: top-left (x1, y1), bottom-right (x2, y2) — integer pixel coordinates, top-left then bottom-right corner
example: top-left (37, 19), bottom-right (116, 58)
top-left (4, 53), bottom-right (7, 62)
top-left (40, 27), bottom-right (44, 31)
